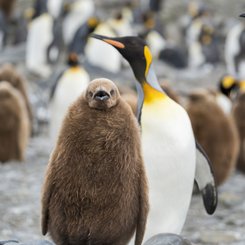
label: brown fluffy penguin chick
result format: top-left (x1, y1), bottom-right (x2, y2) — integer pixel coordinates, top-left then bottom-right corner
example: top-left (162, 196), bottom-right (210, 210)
top-left (233, 91), bottom-right (245, 173)
top-left (0, 82), bottom-right (30, 162)
top-left (117, 84), bottom-right (138, 115)
top-left (41, 78), bottom-right (149, 245)
top-left (0, 63), bottom-right (32, 129)
top-left (121, 93), bottom-right (138, 115)
top-left (186, 89), bottom-right (239, 186)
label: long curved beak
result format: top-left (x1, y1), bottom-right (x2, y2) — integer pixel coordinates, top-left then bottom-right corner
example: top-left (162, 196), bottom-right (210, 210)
top-left (240, 13), bottom-right (245, 17)
top-left (90, 34), bottom-right (125, 49)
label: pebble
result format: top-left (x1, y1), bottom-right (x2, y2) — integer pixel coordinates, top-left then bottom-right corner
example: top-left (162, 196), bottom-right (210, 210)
top-left (144, 234), bottom-right (193, 245)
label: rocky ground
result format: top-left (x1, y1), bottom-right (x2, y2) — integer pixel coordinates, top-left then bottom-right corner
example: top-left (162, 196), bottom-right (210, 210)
top-left (0, 132), bottom-right (245, 245)
top-left (0, 61), bottom-right (245, 245)
top-left (1, 0), bottom-right (245, 243)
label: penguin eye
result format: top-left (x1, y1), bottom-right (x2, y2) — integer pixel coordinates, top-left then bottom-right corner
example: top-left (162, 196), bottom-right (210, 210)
top-left (89, 91), bottom-right (93, 97)
top-left (110, 89), bottom-right (115, 96)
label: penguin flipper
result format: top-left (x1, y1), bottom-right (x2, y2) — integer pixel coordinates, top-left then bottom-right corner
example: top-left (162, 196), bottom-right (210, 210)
top-left (41, 171), bottom-right (54, 235)
top-left (49, 67), bottom-right (67, 101)
top-left (41, 185), bottom-right (51, 235)
top-left (195, 141), bottom-right (218, 215)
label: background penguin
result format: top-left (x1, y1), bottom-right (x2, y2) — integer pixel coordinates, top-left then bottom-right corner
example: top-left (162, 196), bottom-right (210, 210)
top-left (85, 11), bottom-right (134, 73)
top-left (47, 0), bottom-right (63, 19)
top-left (41, 78), bottom-right (149, 245)
top-left (26, 0), bottom-right (53, 77)
top-left (208, 88), bottom-right (233, 115)
top-left (219, 74), bottom-right (238, 100)
top-left (225, 18), bottom-right (245, 80)
top-left (140, 11), bottom-right (188, 69)
top-left (49, 52), bottom-right (89, 145)
top-left (233, 90), bottom-right (245, 173)
top-left (0, 0), bottom-right (16, 49)
top-left (160, 81), bottom-right (180, 103)
top-left (62, 0), bottom-right (94, 46)
top-left (68, 17), bottom-right (100, 56)
top-left (91, 34), bottom-right (217, 243)
top-left (186, 89), bottom-right (239, 186)
top-left (0, 82), bottom-right (30, 162)
top-left (0, 63), bottom-right (33, 131)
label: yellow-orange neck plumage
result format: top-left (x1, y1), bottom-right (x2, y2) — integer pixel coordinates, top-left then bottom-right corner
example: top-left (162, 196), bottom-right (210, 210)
top-left (143, 82), bottom-right (167, 104)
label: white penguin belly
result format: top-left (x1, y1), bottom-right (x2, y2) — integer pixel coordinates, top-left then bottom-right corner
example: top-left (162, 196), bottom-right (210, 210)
top-left (26, 14), bottom-right (53, 78)
top-left (140, 100), bottom-right (196, 242)
top-left (225, 23), bottom-right (244, 76)
top-left (50, 69), bottom-right (89, 145)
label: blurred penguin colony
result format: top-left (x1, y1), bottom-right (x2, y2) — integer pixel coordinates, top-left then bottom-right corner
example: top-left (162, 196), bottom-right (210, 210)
top-left (0, 0), bottom-right (244, 243)
top-left (0, 0), bottom-right (244, 182)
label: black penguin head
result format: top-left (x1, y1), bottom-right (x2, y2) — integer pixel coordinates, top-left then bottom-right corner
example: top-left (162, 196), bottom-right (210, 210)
top-left (90, 34), bottom-right (152, 84)
top-left (87, 17), bottom-right (100, 32)
top-left (219, 75), bottom-right (238, 98)
top-left (86, 78), bottom-right (120, 110)
top-left (67, 53), bottom-right (79, 67)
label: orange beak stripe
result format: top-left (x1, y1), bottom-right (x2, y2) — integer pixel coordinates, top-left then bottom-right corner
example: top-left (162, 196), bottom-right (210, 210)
top-left (104, 39), bottom-right (125, 49)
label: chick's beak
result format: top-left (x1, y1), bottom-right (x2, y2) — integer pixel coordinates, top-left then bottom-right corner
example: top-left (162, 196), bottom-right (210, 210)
top-left (94, 90), bottom-right (110, 101)
top-left (240, 13), bottom-right (245, 17)
top-left (90, 34), bottom-right (125, 49)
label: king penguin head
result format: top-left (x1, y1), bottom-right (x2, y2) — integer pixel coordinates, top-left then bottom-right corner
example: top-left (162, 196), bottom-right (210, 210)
top-left (90, 34), bottom-right (166, 122)
top-left (90, 34), bottom-right (150, 84)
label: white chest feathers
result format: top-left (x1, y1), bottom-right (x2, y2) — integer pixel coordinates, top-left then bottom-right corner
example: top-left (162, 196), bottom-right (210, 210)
top-left (26, 14), bottom-right (53, 78)
top-left (49, 67), bottom-right (89, 144)
top-left (140, 98), bottom-right (196, 241)
top-left (225, 22), bottom-right (244, 76)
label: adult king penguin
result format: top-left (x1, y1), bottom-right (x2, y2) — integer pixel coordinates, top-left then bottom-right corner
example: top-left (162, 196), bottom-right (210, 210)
top-left (49, 53), bottom-right (89, 145)
top-left (91, 34), bottom-right (217, 242)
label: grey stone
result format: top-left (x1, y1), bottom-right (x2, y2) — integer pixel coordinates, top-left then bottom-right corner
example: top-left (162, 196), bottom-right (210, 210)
top-left (0, 241), bottom-right (18, 245)
top-left (144, 233), bottom-right (193, 245)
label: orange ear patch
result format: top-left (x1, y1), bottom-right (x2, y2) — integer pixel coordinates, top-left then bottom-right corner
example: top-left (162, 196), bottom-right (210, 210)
top-left (104, 39), bottom-right (125, 49)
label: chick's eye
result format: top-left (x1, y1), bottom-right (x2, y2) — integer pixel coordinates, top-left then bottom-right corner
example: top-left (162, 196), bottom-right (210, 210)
top-left (110, 89), bottom-right (115, 96)
top-left (89, 92), bottom-right (93, 97)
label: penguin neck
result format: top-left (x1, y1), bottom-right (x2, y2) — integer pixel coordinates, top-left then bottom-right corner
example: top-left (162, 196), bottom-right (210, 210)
top-left (143, 65), bottom-right (167, 104)
top-left (135, 65), bottom-right (167, 124)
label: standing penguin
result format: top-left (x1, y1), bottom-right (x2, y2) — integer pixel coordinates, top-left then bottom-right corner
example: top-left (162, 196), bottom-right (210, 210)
top-left (91, 34), bottom-right (217, 242)
top-left (186, 89), bottom-right (239, 186)
top-left (0, 63), bottom-right (33, 131)
top-left (225, 16), bottom-right (245, 80)
top-left (42, 78), bottom-right (149, 245)
top-left (68, 17), bottom-right (100, 55)
top-left (0, 82), bottom-right (29, 162)
top-left (49, 53), bottom-right (89, 145)
top-left (0, 0), bottom-right (16, 49)
top-left (26, 0), bottom-right (53, 77)
top-left (62, 0), bottom-right (94, 46)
